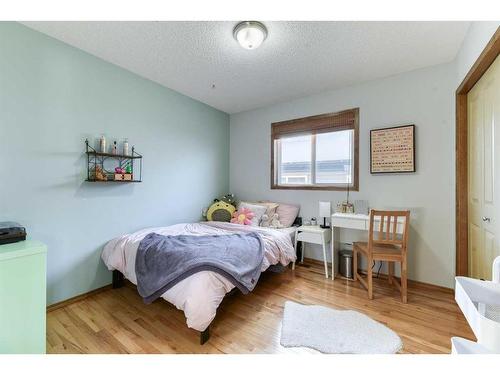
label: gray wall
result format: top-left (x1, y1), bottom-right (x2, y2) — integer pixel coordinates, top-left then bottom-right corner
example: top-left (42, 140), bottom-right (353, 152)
top-left (0, 22), bottom-right (230, 305)
top-left (456, 22), bottom-right (499, 85)
top-left (230, 62), bottom-right (456, 288)
top-left (229, 22), bottom-right (500, 289)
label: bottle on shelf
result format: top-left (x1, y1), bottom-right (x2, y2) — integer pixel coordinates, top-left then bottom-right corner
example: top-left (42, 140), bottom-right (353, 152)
top-left (99, 134), bottom-right (106, 153)
top-left (112, 141), bottom-right (117, 155)
top-left (123, 138), bottom-right (129, 156)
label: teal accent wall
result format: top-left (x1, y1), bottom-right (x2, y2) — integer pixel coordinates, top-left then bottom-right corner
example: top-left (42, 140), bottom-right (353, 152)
top-left (0, 22), bottom-right (230, 305)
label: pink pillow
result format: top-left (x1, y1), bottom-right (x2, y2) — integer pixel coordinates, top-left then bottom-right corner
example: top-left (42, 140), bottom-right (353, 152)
top-left (260, 201), bottom-right (299, 227)
top-left (231, 207), bottom-right (254, 225)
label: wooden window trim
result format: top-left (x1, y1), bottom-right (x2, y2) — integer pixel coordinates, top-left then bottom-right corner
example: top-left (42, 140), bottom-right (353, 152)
top-left (270, 108), bottom-right (359, 191)
top-left (456, 27), bottom-right (500, 277)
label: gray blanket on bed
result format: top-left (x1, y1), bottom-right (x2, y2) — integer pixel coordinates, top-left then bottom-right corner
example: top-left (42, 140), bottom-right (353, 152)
top-left (135, 232), bottom-right (265, 304)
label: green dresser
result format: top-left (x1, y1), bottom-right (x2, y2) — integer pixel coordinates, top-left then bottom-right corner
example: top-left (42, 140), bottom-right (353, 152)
top-left (0, 240), bottom-right (47, 353)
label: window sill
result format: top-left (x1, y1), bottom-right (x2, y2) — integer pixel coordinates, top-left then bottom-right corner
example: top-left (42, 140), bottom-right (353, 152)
top-left (271, 184), bottom-right (358, 191)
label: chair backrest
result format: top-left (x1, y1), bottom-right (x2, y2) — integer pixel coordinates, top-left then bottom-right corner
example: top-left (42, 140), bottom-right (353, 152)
top-left (368, 209), bottom-right (410, 251)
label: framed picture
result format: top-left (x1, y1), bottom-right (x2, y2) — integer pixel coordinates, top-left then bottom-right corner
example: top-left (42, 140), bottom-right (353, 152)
top-left (370, 124), bottom-right (415, 174)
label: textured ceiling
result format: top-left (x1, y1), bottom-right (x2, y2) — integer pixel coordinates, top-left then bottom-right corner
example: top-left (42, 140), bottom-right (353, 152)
top-left (22, 21), bottom-right (470, 114)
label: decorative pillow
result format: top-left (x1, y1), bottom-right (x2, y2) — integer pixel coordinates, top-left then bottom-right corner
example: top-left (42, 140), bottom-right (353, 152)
top-left (237, 202), bottom-right (268, 226)
top-left (247, 201), bottom-right (279, 217)
top-left (238, 201), bottom-right (278, 217)
top-left (206, 201), bottom-right (236, 222)
top-left (231, 207), bottom-right (254, 225)
top-left (261, 201), bottom-right (299, 227)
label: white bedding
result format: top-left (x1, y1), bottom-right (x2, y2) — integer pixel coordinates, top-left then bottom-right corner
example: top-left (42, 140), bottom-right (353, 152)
top-left (101, 221), bottom-right (296, 331)
top-left (278, 226), bottom-right (297, 241)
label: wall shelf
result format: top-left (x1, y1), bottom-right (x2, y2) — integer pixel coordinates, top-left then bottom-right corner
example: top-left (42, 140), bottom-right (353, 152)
top-left (85, 139), bottom-right (143, 183)
top-left (85, 179), bottom-right (143, 183)
top-left (86, 150), bottom-right (142, 160)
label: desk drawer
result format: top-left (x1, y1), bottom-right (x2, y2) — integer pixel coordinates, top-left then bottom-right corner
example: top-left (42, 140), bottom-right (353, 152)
top-left (331, 218), bottom-right (366, 230)
top-left (297, 231), bottom-right (324, 244)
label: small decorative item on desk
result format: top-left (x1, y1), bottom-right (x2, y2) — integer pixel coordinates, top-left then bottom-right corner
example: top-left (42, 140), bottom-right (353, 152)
top-left (319, 201), bottom-right (331, 228)
top-left (346, 202), bottom-right (354, 213)
top-left (310, 217), bottom-right (317, 226)
top-left (336, 201), bottom-right (354, 213)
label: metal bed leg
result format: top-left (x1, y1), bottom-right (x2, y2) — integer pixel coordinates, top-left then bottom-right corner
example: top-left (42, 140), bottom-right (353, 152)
top-left (200, 326), bottom-right (210, 345)
top-left (112, 270), bottom-right (124, 289)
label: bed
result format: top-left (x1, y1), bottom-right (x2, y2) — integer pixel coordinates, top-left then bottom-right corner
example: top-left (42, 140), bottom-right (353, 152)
top-left (101, 221), bottom-right (297, 343)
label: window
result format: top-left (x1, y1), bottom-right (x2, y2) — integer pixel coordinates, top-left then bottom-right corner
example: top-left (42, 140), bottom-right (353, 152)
top-left (271, 108), bottom-right (359, 190)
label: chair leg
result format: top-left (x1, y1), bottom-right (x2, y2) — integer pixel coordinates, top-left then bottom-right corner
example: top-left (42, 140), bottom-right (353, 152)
top-left (401, 258), bottom-right (408, 303)
top-left (367, 257), bottom-right (373, 300)
top-left (388, 261), bottom-right (394, 285)
top-left (353, 247), bottom-right (358, 281)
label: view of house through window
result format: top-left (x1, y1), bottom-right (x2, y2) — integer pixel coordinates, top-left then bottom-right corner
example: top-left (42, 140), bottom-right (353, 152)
top-left (315, 130), bottom-right (353, 184)
top-left (278, 135), bottom-right (312, 184)
top-left (276, 129), bottom-right (354, 187)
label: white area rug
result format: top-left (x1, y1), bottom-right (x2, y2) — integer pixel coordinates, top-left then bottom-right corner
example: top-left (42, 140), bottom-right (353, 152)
top-left (280, 301), bottom-right (403, 354)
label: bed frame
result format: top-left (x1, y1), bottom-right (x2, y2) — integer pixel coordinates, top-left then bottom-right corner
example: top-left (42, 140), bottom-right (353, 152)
top-left (112, 269), bottom-right (212, 344)
top-left (111, 216), bottom-right (302, 345)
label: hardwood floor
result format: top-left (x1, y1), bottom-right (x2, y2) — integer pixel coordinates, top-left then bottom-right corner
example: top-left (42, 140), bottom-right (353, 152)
top-left (46, 261), bottom-right (474, 354)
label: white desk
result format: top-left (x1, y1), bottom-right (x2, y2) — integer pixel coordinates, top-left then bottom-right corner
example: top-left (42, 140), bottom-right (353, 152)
top-left (330, 213), bottom-right (406, 280)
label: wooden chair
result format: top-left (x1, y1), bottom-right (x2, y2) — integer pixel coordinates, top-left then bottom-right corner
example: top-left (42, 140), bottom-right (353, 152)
top-left (353, 210), bottom-right (410, 303)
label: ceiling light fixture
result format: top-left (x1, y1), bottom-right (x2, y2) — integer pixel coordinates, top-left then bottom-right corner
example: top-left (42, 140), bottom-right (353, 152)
top-left (233, 21), bottom-right (268, 50)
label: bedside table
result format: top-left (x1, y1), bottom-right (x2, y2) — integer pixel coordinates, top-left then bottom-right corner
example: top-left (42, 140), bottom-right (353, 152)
top-left (292, 225), bottom-right (331, 278)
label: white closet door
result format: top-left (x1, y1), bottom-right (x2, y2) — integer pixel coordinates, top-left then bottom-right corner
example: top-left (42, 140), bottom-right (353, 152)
top-left (468, 54), bottom-right (500, 280)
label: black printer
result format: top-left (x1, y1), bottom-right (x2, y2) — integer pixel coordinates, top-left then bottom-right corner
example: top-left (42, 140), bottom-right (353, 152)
top-left (0, 222), bottom-right (26, 245)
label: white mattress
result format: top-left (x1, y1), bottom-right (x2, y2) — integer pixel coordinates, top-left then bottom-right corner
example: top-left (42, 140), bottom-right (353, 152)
top-left (101, 222), bottom-right (296, 332)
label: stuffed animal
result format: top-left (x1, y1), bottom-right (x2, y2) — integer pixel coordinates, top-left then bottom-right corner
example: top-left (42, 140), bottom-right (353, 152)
top-left (206, 200), bottom-right (235, 222)
top-left (231, 207), bottom-right (254, 225)
top-left (270, 213), bottom-right (283, 228)
top-left (260, 213), bottom-right (283, 228)
top-left (260, 214), bottom-right (271, 227)
top-left (203, 193), bottom-right (238, 222)
top-left (219, 193), bottom-right (237, 206)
